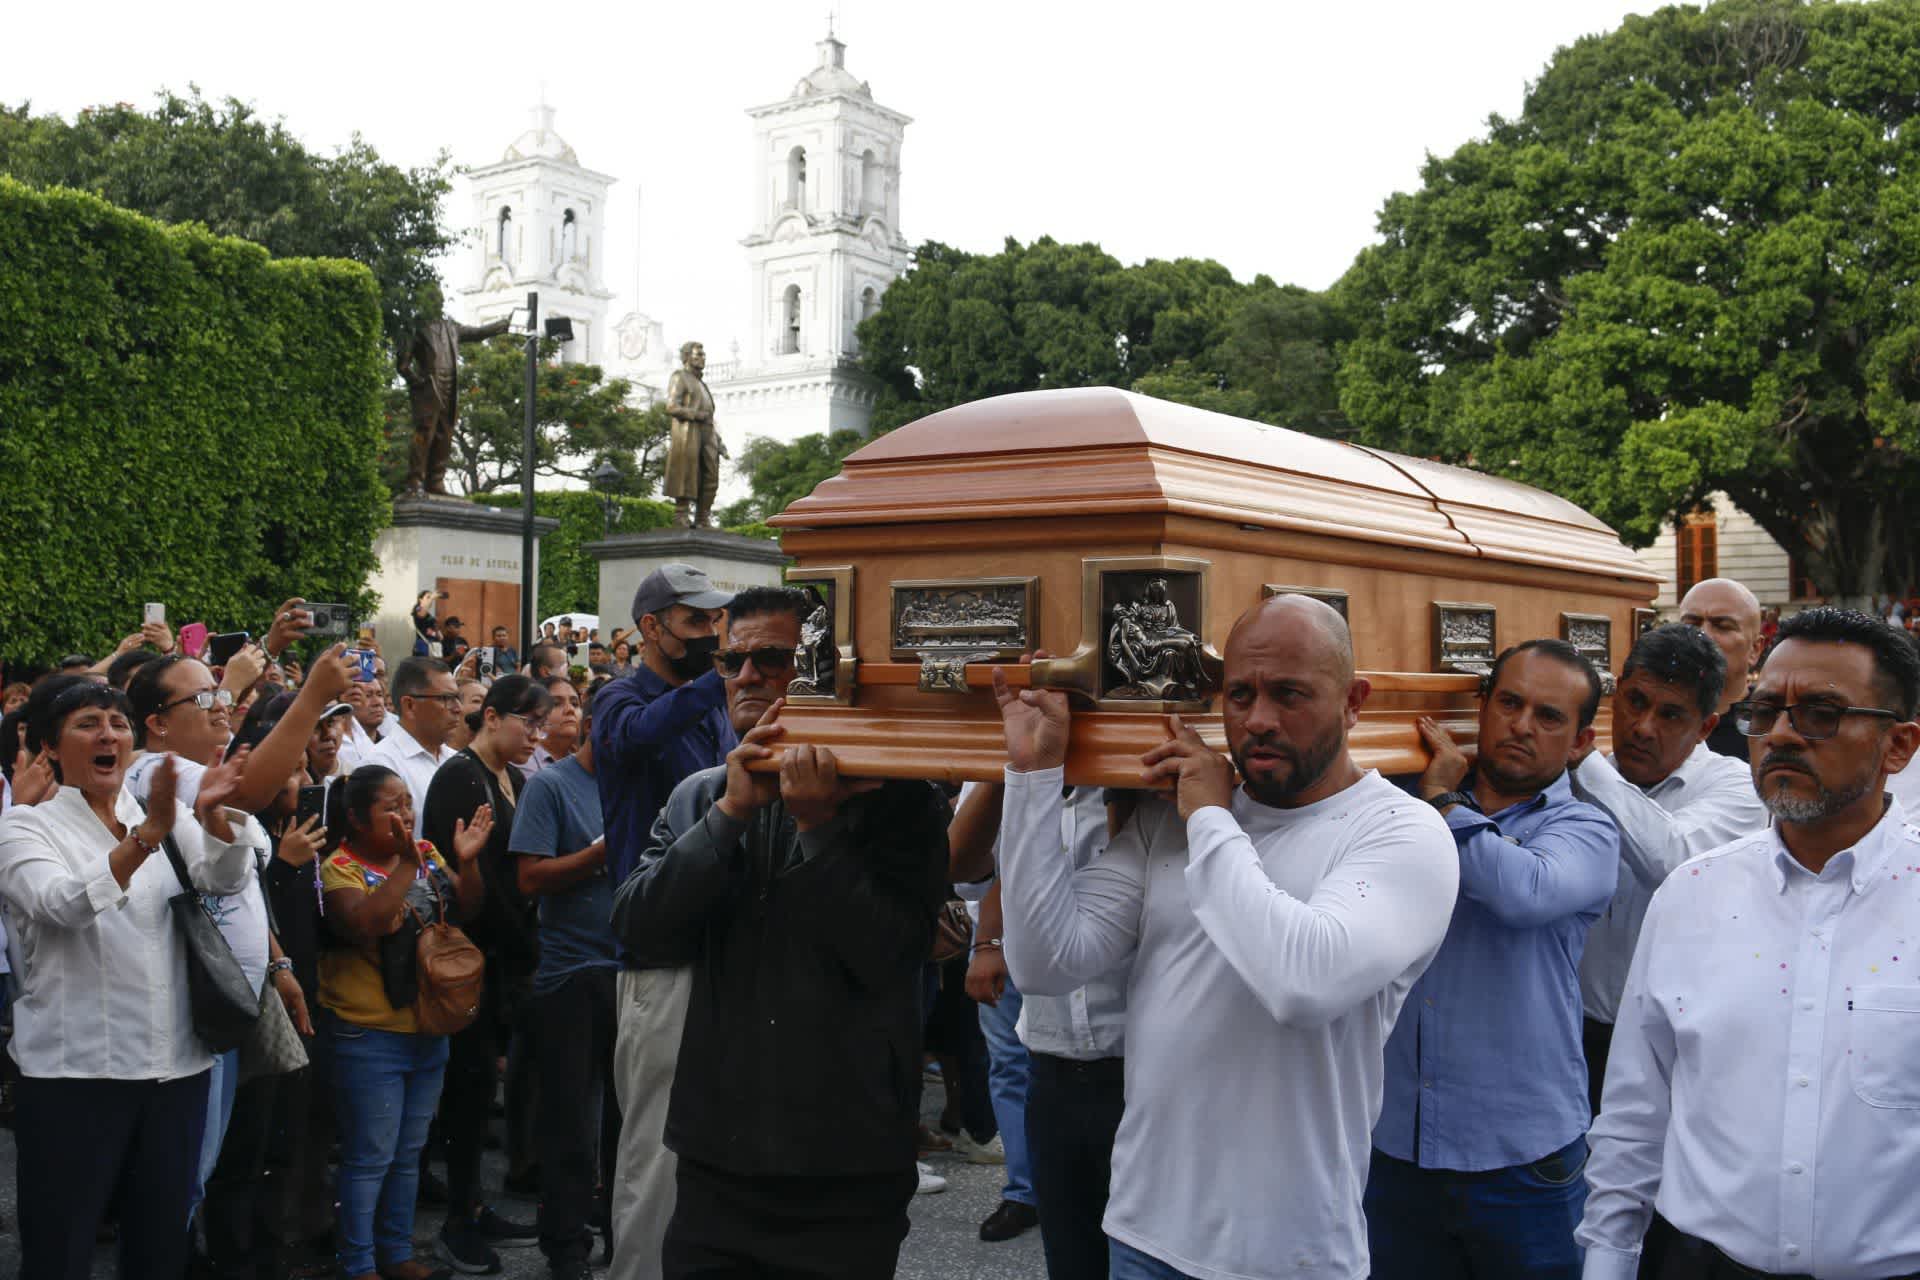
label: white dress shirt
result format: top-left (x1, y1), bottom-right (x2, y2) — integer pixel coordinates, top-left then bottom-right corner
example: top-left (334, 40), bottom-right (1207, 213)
top-left (1578, 799), bottom-right (1920, 1280)
top-left (1573, 743), bottom-right (1770, 1024)
top-left (1887, 756), bottom-right (1920, 815)
top-left (1015, 785), bottom-right (1128, 1060)
top-left (338, 716), bottom-right (378, 773)
top-left (0, 784), bottom-right (255, 1079)
top-left (1000, 766), bottom-right (1457, 1280)
top-left (366, 723), bottom-right (454, 838)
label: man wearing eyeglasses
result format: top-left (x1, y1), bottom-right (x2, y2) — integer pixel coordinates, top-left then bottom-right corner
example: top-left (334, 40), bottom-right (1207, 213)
top-left (614, 585), bottom-right (949, 1279)
top-left (1578, 607), bottom-right (1920, 1280)
top-left (365, 656), bottom-right (460, 837)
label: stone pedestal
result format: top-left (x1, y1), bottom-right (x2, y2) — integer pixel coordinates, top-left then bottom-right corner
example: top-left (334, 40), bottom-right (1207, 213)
top-left (586, 528), bottom-right (788, 631)
top-left (371, 497), bottom-right (559, 669)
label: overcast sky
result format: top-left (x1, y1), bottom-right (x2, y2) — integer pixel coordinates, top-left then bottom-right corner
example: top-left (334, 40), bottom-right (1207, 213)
top-left (6, 0), bottom-right (1662, 359)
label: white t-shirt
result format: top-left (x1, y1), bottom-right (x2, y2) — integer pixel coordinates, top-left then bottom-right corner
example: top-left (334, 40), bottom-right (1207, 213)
top-left (123, 753), bottom-right (271, 997)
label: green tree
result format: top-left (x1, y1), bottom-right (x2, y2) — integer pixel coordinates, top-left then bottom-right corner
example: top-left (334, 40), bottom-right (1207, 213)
top-left (1336, 0), bottom-right (1920, 597)
top-left (384, 336), bottom-right (669, 497)
top-left (0, 88), bottom-right (453, 349)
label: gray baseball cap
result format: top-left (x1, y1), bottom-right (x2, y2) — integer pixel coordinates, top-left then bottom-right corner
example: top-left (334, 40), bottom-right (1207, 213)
top-left (632, 563), bottom-right (734, 621)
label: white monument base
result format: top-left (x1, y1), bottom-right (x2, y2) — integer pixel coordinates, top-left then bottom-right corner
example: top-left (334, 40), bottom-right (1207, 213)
top-left (370, 497), bottom-right (559, 670)
top-left (587, 528), bottom-right (788, 631)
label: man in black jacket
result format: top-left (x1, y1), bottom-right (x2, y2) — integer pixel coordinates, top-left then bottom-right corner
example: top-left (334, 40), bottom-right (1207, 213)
top-left (612, 585), bottom-right (950, 1279)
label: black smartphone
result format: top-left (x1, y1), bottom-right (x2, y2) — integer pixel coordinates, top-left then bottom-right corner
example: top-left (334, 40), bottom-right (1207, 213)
top-left (207, 630), bottom-right (251, 665)
top-left (296, 785), bottom-right (326, 828)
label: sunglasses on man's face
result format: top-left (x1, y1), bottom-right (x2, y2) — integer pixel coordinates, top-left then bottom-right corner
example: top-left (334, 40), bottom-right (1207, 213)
top-left (713, 646), bottom-right (798, 677)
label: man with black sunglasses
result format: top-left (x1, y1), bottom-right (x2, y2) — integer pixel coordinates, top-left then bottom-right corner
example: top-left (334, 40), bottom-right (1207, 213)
top-left (615, 585), bottom-right (949, 1279)
top-left (1579, 607), bottom-right (1920, 1280)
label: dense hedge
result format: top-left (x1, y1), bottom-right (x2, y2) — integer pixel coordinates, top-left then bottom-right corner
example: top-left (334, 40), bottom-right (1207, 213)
top-left (0, 178), bottom-right (389, 666)
top-left (474, 492), bottom-right (781, 620)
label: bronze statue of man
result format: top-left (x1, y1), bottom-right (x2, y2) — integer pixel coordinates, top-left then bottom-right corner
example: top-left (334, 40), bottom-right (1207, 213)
top-left (397, 281), bottom-right (511, 495)
top-left (663, 340), bottom-right (728, 528)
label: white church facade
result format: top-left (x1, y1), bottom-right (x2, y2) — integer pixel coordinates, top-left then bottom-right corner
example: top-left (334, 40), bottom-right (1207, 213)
top-left (453, 33), bottom-right (909, 473)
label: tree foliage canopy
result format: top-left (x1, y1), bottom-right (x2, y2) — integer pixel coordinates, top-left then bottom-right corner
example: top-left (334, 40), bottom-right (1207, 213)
top-left (0, 178), bottom-right (388, 666)
top-left (1335, 0), bottom-right (1920, 596)
top-left (0, 88), bottom-right (453, 350)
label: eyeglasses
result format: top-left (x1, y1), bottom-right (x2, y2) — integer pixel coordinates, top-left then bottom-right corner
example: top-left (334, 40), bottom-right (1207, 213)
top-left (713, 646), bottom-right (798, 676)
top-left (1730, 700), bottom-right (1900, 740)
top-left (162, 688), bottom-right (235, 713)
top-left (407, 692), bottom-right (463, 708)
top-left (508, 712), bottom-right (548, 735)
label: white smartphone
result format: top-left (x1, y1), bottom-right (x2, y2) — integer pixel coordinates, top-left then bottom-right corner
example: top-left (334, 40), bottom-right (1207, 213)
top-left (144, 602), bottom-right (166, 625)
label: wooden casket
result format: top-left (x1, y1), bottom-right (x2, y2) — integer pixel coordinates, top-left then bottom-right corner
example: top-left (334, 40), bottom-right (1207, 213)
top-left (765, 388), bottom-right (1662, 786)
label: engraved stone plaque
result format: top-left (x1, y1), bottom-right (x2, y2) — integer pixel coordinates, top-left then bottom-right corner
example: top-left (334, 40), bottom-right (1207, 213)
top-left (1432, 602), bottom-right (1497, 676)
top-left (889, 578), bottom-right (1038, 662)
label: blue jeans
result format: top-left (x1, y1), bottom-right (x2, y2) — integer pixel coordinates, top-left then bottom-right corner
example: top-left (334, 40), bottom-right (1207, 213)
top-left (188, 1047), bottom-right (241, 1221)
top-left (330, 1016), bottom-right (450, 1275)
top-left (1363, 1136), bottom-right (1588, 1279)
top-left (977, 983), bottom-right (1035, 1206)
top-left (1109, 1237), bottom-right (1202, 1279)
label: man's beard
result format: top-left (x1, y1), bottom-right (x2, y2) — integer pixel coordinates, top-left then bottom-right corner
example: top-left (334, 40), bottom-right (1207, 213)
top-left (1230, 721), bottom-right (1344, 806)
top-left (1760, 751), bottom-right (1878, 823)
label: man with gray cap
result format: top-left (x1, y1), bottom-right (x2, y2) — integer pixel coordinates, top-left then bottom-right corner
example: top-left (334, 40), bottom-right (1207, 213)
top-left (592, 563), bottom-right (736, 1280)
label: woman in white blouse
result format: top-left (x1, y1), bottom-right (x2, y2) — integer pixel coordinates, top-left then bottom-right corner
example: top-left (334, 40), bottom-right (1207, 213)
top-left (0, 680), bottom-right (255, 1280)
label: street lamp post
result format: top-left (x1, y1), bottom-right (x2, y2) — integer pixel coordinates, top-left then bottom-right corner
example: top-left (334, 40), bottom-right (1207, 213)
top-left (519, 291), bottom-right (538, 664)
top-left (591, 459), bottom-right (623, 537)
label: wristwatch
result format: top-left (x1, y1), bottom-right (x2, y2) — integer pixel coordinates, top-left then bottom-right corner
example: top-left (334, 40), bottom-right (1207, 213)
top-left (267, 958), bottom-right (295, 978)
top-left (1428, 791), bottom-right (1473, 813)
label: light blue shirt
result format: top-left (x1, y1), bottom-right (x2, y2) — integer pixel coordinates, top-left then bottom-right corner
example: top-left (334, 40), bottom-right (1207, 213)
top-left (1375, 770), bottom-right (1619, 1171)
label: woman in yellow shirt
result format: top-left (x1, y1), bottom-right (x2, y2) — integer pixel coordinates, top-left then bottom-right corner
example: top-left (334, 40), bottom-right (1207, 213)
top-left (319, 764), bottom-right (489, 1280)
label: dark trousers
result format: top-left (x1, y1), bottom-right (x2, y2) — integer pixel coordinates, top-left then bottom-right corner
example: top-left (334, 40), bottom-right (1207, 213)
top-left (505, 985), bottom-right (540, 1182)
top-left (1583, 1016), bottom-right (1613, 1120)
top-left (15, 1070), bottom-right (211, 1280)
top-left (1025, 1052), bottom-right (1124, 1280)
top-left (440, 1005), bottom-right (499, 1219)
top-left (201, 1072), bottom-right (282, 1278)
top-left (1364, 1137), bottom-right (1589, 1280)
top-left (535, 968), bottom-right (619, 1263)
top-left (662, 1155), bottom-right (915, 1279)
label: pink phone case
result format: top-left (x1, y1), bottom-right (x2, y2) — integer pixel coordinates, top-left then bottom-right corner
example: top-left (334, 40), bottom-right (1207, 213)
top-left (179, 623), bottom-right (209, 659)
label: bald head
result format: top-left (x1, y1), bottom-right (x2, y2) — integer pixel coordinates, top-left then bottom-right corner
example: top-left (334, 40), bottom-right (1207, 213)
top-left (1678, 577), bottom-right (1764, 709)
top-left (1226, 594), bottom-right (1355, 685)
top-left (1220, 594), bottom-right (1365, 808)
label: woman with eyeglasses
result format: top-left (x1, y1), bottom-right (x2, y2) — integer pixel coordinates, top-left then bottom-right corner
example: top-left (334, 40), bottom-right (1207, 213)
top-left (0, 681), bottom-right (256, 1279)
top-left (420, 674), bottom-right (553, 1272)
top-left (123, 650), bottom-right (356, 1238)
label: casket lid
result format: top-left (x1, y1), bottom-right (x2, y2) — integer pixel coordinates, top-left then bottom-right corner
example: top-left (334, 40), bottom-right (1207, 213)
top-left (772, 388), bottom-right (1658, 582)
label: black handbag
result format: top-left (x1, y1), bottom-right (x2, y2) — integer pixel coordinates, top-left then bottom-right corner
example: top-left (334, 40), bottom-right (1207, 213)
top-left (160, 827), bottom-right (262, 1054)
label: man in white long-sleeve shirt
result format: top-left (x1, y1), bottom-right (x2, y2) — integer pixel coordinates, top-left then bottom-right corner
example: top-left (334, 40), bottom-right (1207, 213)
top-left (993, 594), bottom-right (1458, 1280)
top-left (1578, 607), bottom-right (1920, 1280)
top-left (1571, 624), bottom-right (1769, 1118)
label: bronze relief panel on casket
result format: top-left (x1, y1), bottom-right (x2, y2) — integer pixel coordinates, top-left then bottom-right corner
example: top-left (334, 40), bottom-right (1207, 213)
top-left (1029, 556), bottom-right (1223, 711)
top-left (784, 566), bottom-right (856, 704)
top-left (1561, 611), bottom-right (1616, 691)
top-left (1432, 601), bottom-right (1498, 677)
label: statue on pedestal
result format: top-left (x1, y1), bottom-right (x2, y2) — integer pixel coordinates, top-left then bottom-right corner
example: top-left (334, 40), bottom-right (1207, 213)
top-left (397, 282), bottom-right (511, 496)
top-left (664, 341), bottom-right (729, 528)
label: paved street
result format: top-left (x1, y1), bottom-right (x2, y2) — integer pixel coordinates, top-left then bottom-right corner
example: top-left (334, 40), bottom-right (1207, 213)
top-left (0, 1083), bottom-right (1048, 1278)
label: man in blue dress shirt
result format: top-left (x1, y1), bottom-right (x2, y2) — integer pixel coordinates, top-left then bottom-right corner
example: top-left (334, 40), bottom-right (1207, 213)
top-left (1367, 638), bottom-right (1620, 1279)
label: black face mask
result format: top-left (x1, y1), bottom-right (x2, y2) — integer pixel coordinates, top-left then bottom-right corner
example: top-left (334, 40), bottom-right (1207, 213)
top-left (667, 632), bottom-right (720, 681)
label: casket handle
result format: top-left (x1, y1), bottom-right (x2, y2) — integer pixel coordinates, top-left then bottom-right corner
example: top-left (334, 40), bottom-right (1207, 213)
top-left (1028, 646), bottom-right (1101, 704)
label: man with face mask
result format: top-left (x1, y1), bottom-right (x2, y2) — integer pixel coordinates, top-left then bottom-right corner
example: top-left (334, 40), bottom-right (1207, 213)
top-left (1578, 609), bottom-right (1920, 1278)
top-left (591, 563), bottom-right (735, 1280)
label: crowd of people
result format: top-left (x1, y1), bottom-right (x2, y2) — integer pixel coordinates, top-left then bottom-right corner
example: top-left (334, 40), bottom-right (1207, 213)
top-left (0, 568), bottom-right (1917, 1280)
